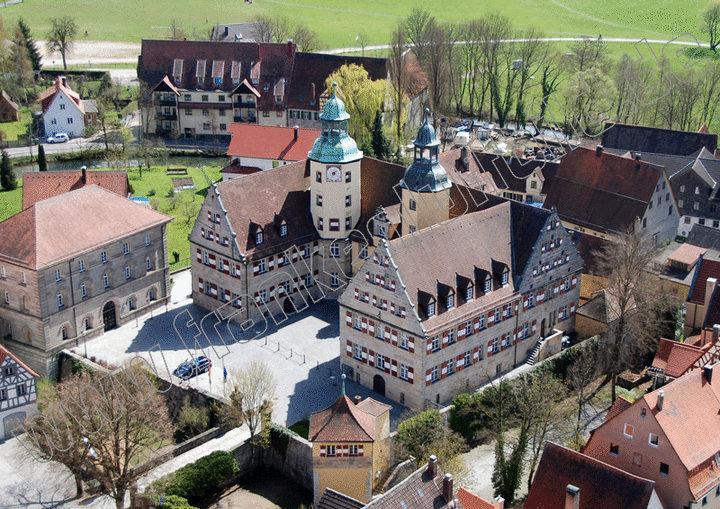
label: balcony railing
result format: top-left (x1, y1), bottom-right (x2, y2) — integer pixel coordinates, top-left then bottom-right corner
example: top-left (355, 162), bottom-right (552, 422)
top-left (157, 98), bottom-right (177, 106)
top-left (234, 101), bottom-right (257, 108)
top-left (156, 111), bottom-right (178, 120)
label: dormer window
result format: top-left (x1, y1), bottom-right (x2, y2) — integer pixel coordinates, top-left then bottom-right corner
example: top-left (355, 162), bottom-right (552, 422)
top-left (484, 277), bottom-right (492, 294)
top-left (255, 229), bottom-right (263, 245)
top-left (465, 285), bottom-right (473, 301)
top-left (501, 271), bottom-right (509, 286)
top-left (280, 223), bottom-right (288, 237)
top-left (427, 302), bottom-right (435, 317)
top-left (446, 294), bottom-right (454, 309)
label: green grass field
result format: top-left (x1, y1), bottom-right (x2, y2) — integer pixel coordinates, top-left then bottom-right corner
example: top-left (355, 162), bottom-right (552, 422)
top-left (0, 108), bottom-right (32, 141)
top-left (0, 165), bottom-right (222, 272)
top-left (0, 0), bottom-right (711, 47)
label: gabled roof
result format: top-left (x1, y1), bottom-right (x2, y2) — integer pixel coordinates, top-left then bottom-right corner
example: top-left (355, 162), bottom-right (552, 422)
top-left (456, 487), bottom-right (496, 509)
top-left (544, 147), bottom-right (663, 234)
top-left (227, 123), bottom-right (320, 161)
top-left (22, 170), bottom-right (130, 209)
top-left (651, 338), bottom-right (709, 379)
top-left (287, 52), bottom-right (388, 111)
top-left (688, 224), bottom-right (720, 251)
top-left (364, 461), bottom-right (453, 509)
top-left (309, 395), bottom-right (377, 443)
top-left (0, 344), bottom-right (38, 378)
top-left (440, 149), bottom-right (498, 194)
top-left (220, 161), bottom-right (262, 176)
top-left (687, 257), bottom-right (720, 304)
top-left (601, 122), bottom-right (718, 156)
top-left (525, 442), bottom-right (657, 509)
top-left (474, 152), bottom-right (559, 195)
top-left (0, 185), bottom-right (171, 270)
top-left (38, 77), bottom-right (83, 114)
top-left (0, 90), bottom-right (18, 112)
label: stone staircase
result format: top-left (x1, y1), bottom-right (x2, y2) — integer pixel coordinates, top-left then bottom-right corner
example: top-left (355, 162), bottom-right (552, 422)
top-left (526, 338), bottom-right (545, 366)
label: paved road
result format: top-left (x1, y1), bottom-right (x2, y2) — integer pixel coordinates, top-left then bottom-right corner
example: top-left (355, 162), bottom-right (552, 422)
top-left (6, 137), bottom-right (107, 160)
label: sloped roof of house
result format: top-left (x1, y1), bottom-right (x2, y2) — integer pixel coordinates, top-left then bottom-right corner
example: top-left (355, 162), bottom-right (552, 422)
top-left (0, 185), bottom-right (170, 270)
top-left (0, 90), bottom-right (18, 112)
top-left (287, 52), bottom-right (387, 111)
top-left (38, 77), bottom-right (83, 114)
top-left (668, 243), bottom-right (707, 268)
top-left (474, 152), bottom-right (559, 196)
top-left (456, 487), bottom-right (496, 509)
top-left (317, 489), bottom-right (364, 509)
top-left (525, 442), bottom-right (657, 509)
top-left (601, 122), bottom-right (718, 156)
top-left (220, 161), bottom-right (262, 176)
top-left (22, 169), bottom-right (130, 209)
top-left (544, 147), bottom-right (663, 234)
top-left (0, 344), bottom-right (38, 378)
top-left (227, 123), bottom-right (320, 161)
top-left (309, 395), bottom-right (377, 443)
top-left (364, 460), bottom-right (453, 509)
top-left (440, 149), bottom-right (499, 194)
top-left (688, 224), bottom-right (720, 251)
top-left (651, 338), bottom-right (709, 378)
top-left (688, 257), bottom-right (720, 304)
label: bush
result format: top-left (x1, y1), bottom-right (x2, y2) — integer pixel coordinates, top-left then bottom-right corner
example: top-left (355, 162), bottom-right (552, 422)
top-left (156, 450), bottom-right (239, 504)
top-left (288, 419), bottom-right (309, 439)
top-left (148, 188), bottom-right (156, 196)
top-left (174, 400), bottom-right (210, 443)
top-left (149, 494), bottom-right (198, 509)
top-left (449, 381), bottom-right (518, 446)
top-left (395, 409), bottom-right (466, 465)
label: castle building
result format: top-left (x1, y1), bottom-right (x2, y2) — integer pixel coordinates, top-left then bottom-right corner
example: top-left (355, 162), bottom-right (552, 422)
top-left (309, 376), bottom-right (391, 506)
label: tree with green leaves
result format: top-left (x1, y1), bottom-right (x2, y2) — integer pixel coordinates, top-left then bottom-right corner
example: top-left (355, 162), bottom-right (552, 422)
top-left (0, 150), bottom-right (16, 191)
top-left (370, 110), bottom-right (391, 160)
top-left (37, 144), bottom-right (47, 171)
top-left (17, 18), bottom-right (41, 71)
top-left (46, 17), bottom-right (78, 70)
top-left (395, 408), bottom-right (466, 467)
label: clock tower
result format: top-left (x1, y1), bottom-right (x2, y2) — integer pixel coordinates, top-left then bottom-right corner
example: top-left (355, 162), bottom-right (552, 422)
top-left (309, 83), bottom-right (363, 240)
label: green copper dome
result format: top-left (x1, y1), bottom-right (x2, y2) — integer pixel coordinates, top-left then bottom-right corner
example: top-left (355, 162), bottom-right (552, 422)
top-left (308, 83), bottom-right (362, 163)
top-left (400, 109), bottom-right (451, 193)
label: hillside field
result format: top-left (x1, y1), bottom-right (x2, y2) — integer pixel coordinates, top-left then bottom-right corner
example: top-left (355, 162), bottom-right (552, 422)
top-left (0, 0), bottom-right (711, 47)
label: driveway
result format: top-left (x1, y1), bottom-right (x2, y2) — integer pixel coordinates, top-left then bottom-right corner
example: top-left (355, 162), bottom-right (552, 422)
top-left (76, 271), bottom-right (404, 427)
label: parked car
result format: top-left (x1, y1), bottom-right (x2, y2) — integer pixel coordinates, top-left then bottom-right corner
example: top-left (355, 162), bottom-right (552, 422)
top-left (173, 356), bottom-right (212, 380)
top-left (46, 133), bottom-right (69, 143)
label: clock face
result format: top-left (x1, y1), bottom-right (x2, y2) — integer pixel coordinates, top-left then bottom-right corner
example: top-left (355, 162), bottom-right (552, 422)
top-left (326, 166), bottom-right (342, 182)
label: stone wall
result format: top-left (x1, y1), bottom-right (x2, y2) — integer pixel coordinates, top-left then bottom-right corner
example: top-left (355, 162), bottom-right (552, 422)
top-left (233, 431), bottom-right (313, 490)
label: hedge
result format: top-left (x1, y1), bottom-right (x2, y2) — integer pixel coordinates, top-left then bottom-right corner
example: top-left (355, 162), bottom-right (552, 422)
top-left (150, 494), bottom-right (198, 509)
top-left (152, 450), bottom-right (239, 504)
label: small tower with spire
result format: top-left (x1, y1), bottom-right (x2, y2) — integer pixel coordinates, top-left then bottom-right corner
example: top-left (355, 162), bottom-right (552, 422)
top-left (309, 83), bottom-right (363, 240)
top-left (399, 108), bottom-right (452, 233)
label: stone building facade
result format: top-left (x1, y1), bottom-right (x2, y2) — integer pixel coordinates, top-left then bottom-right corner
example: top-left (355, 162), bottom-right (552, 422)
top-left (0, 186), bottom-right (171, 376)
top-left (338, 202), bottom-right (583, 410)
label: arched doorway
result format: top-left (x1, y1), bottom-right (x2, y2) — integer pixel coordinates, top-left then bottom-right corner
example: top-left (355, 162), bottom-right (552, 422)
top-left (103, 301), bottom-right (117, 331)
top-left (282, 297), bottom-right (295, 314)
top-left (373, 375), bottom-right (385, 397)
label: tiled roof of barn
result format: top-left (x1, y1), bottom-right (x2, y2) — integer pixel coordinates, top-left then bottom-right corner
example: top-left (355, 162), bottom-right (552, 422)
top-left (601, 122), bottom-right (718, 156)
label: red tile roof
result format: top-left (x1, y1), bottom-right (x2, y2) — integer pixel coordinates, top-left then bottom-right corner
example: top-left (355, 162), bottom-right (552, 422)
top-left (0, 185), bottom-right (171, 269)
top-left (525, 442), bottom-right (657, 509)
top-left (668, 243), bottom-right (707, 268)
top-left (309, 395), bottom-right (377, 443)
top-left (38, 77), bottom-right (83, 114)
top-left (544, 147), bottom-right (663, 234)
top-left (688, 257), bottom-right (720, 304)
top-left (226, 123), bottom-right (320, 161)
top-left (0, 344), bottom-right (38, 378)
top-left (604, 396), bottom-right (633, 423)
top-left (652, 338), bottom-right (709, 378)
top-left (22, 170), bottom-right (130, 209)
top-left (457, 487), bottom-right (496, 509)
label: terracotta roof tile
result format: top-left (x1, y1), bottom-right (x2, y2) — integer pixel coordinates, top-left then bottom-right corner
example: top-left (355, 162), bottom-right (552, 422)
top-left (688, 257), bottom-right (720, 304)
top-left (652, 338), bottom-right (708, 378)
top-left (38, 77), bottom-right (83, 114)
top-left (440, 149), bottom-right (500, 194)
top-left (457, 487), bottom-right (496, 509)
top-left (0, 185), bottom-right (171, 269)
top-left (227, 124), bottom-right (320, 161)
top-left (22, 170), bottom-right (130, 209)
top-left (604, 396), bottom-right (632, 423)
top-left (544, 147), bottom-right (662, 234)
top-left (525, 442), bottom-right (657, 509)
top-left (309, 395), bottom-right (377, 443)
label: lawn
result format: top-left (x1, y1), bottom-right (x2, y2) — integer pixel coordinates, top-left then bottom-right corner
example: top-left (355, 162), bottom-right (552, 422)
top-left (126, 164), bottom-right (221, 272)
top-left (0, 165), bottom-right (221, 272)
top-left (0, 0), bottom-right (711, 47)
top-left (0, 108), bottom-right (32, 141)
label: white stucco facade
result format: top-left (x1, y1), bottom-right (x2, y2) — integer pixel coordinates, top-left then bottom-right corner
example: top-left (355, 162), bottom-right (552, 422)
top-left (43, 90), bottom-right (85, 138)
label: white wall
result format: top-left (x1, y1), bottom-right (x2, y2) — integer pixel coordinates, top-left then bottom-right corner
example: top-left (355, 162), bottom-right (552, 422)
top-left (43, 90), bottom-right (85, 138)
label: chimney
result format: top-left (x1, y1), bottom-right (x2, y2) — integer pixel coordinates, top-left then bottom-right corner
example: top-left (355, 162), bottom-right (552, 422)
top-left (287, 39), bottom-right (294, 56)
top-left (704, 363), bottom-right (714, 384)
top-left (442, 473), bottom-right (454, 502)
top-left (460, 146), bottom-right (469, 170)
top-left (354, 395), bottom-right (362, 405)
top-left (595, 144), bottom-right (604, 157)
top-left (705, 277), bottom-right (717, 309)
top-left (656, 389), bottom-right (665, 411)
top-left (713, 323), bottom-right (720, 343)
top-left (80, 165), bottom-right (87, 184)
top-left (493, 496), bottom-right (505, 509)
top-left (634, 152), bottom-right (642, 161)
top-left (293, 125), bottom-right (299, 141)
top-left (223, 26), bottom-right (229, 37)
top-left (565, 484), bottom-right (580, 509)
top-left (427, 455), bottom-right (438, 478)
top-left (61, 76), bottom-right (67, 87)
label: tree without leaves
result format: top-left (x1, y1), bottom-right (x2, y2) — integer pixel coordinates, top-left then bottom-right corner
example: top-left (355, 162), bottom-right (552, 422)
top-left (167, 19), bottom-right (185, 40)
top-left (356, 32), bottom-right (369, 56)
top-left (17, 18), bottom-right (41, 71)
top-left (704, 2), bottom-right (720, 52)
top-left (292, 23), bottom-right (319, 52)
top-left (567, 344), bottom-right (600, 449)
top-left (0, 150), bottom-right (16, 191)
top-left (46, 17), bottom-right (78, 70)
top-left (23, 362), bottom-right (173, 509)
top-left (513, 29), bottom-right (549, 129)
top-left (568, 35), bottom-right (608, 73)
top-left (388, 25), bottom-right (408, 146)
top-left (596, 230), bottom-right (679, 402)
top-left (480, 14), bottom-right (512, 122)
top-left (613, 54), bottom-right (653, 125)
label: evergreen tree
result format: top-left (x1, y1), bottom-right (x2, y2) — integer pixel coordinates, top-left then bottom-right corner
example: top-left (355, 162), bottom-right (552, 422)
top-left (17, 18), bottom-right (41, 71)
top-left (37, 144), bottom-right (47, 171)
top-left (370, 110), bottom-right (391, 160)
top-left (0, 150), bottom-right (16, 191)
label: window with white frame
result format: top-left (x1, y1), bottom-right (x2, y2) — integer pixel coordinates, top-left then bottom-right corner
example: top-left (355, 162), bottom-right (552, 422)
top-left (400, 333), bottom-right (409, 350)
top-left (258, 259), bottom-right (267, 273)
top-left (431, 336), bottom-right (440, 352)
top-left (330, 243), bottom-right (340, 258)
top-left (144, 233), bottom-right (151, 246)
top-left (103, 273), bottom-right (109, 289)
top-left (623, 423), bottom-right (635, 438)
top-left (465, 286), bottom-right (473, 301)
top-left (330, 272), bottom-right (339, 287)
top-left (255, 230), bottom-right (263, 245)
top-left (431, 366), bottom-right (439, 382)
top-left (464, 321), bottom-right (472, 336)
top-left (16, 383), bottom-right (26, 396)
top-left (399, 363), bottom-right (409, 380)
top-left (353, 343), bottom-right (362, 359)
top-left (447, 329), bottom-right (456, 344)
top-left (0, 388), bottom-right (6, 400)
top-left (501, 271), bottom-right (509, 285)
top-left (304, 273), bottom-right (314, 287)
top-left (427, 302), bottom-right (435, 317)
top-left (447, 360), bottom-right (455, 375)
top-left (78, 259), bottom-right (85, 272)
top-left (464, 351), bottom-right (472, 367)
top-left (123, 242), bottom-right (130, 255)
top-left (101, 251), bottom-right (108, 264)
top-left (648, 433), bottom-right (659, 447)
top-left (259, 288), bottom-right (267, 303)
top-left (376, 353), bottom-right (385, 370)
top-left (55, 269), bottom-right (62, 282)
top-left (327, 445), bottom-right (336, 456)
top-left (484, 277), bottom-right (492, 293)
top-left (146, 257), bottom-right (152, 271)
top-left (280, 223), bottom-right (288, 236)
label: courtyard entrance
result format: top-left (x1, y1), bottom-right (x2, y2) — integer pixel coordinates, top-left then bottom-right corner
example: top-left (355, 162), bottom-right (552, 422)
top-left (103, 301), bottom-right (117, 331)
top-left (373, 374), bottom-right (385, 396)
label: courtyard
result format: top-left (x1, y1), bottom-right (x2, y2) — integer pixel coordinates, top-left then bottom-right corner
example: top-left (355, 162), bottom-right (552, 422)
top-left (77, 270), bottom-right (404, 427)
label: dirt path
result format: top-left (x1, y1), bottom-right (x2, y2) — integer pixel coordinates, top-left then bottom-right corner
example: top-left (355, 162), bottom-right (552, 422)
top-left (39, 39), bottom-right (140, 66)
